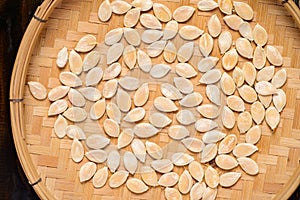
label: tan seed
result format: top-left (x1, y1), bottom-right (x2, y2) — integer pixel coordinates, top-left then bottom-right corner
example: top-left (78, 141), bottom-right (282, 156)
top-left (124, 107), bottom-right (146, 122)
top-left (134, 83), bottom-right (149, 107)
top-left (250, 101), bottom-right (265, 124)
top-left (190, 182), bottom-right (206, 200)
top-left (151, 159), bottom-right (174, 173)
top-left (215, 154), bottom-right (238, 170)
top-left (273, 89), bottom-right (286, 112)
top-left (107, 150), bottom-right (120, 173)
top-left (178, 170), bottom-right (193, 194)
top-left (131, 138), bottom-right (146, 162)
top-left (168, 125), bottom-right (190, 140)
top-left (48, 99), bottom-right (68, 116)
top-left (131, 0), bottom-right (153, 11)
top-left (236, 37), bottom-right (253, 59)
top-left (227, 95), bottom-right (245, 112)
top-left (258, 94), bottom-right (272, 108)
top-left (124, 28), bottom-right (141, 46)
top-left (145, 141), bottom-right (163, 160)
top-left (158, 172), bottom-right (179, 187)
top-left (28, 81), bottom-right (47, 100)
top-left (153, 3), bottom-right (172, 22)
top-left (83, 51), bottom-right (101, 72)
top-left (106, 103), bottom-right (121, 123)
top-left (176, 110), bottom-right (196, 125)
top-left (137, 49), bottom-right (152, 72)
top-left (109, 170), bottom-right (129, 188)
top-left (233, 1), bottom-right (253, 20)
top-left (123, 45), bottom-right (137, 70)
top-left (257, 66), bottom-right (275, 82)
top-left (196, 104), bottom-right (220, 119)
top-left (237, 157), bottom-right (259, 175)
top-left (179, 92), bottom-right (203, 107)
top-left (199, 33), bottom-right (214, 57)
top-left (246, 125), bottom-right (262, 144)
top-left (111, 0), bottom-right (131, 14)
top-left (204, 166), bottom-right (219, 188)
top-left (195, 118), bottom-right (218, 132)
top-left (154, 96), bottom-right (178, 112)
top-left (85, 150), bottom-right (107, 163)
top-left (218, 31), bottom-right (232, 54)
top-left (239, 22), bottom-right (253, 41)
top-left (238, 85), bottom-right (257, 103)
top-left (86, 67), bottom-right (103, 86)
top-left (105, 28), bottom-right (123, 46)
top-left (79, 87), bottom-right (101, 102)
top-left (198, 0), bottom-right (218, 11)
top-left (205, 84), bottom-right (221, 104)
top-left (141, 166), bottom-right (158, 186)
top-left (54, 115), bottom-right (68, 138)
top-left (208, 14), bottom-right (221, 37)
top-left (179, 25), bottom-right (204, 40)
top-left (103, 63), bottom-right (122, 80)
top-left (253, 45), bottom-right (267, 70)
top-left (182, 137), bottom-right (205, 153)
top-left (126, 178), bottom-right (149, 194)
top-left (201, 144), bottom-right (217, 163)
top-left (103, 79), bottom-right (118, 99)
top-left (220, 172), bottom-right (241, 187)
top-left (124, 8), bottom-right (141, 28)
top-left (253, 24), bottom-right (268, 46)
top-left (266, 106), bottom-right (280, 130)
top-left (255, 81), bottom-right (277, 95)
top-left (68, 88), bottom-right (85, 107)
top-left (171, 152), bottom-right (194, 166)
top-left (220, 72), bottom-right (236, 95)
top-left (272, 68), bottom-right (287, 88)
top-left (266, 45), bottom-right (283, 66)
top-left (71, 138), bottom-right (84, 163)
top-left (221, 106), bottom-right (235, 129)
top-left (59, 71), bottom-right (82, 87)
top-left (117, 129), bottom-right (134, 149)
top-left (232, 67), bottom-right (245, 87)
top-left (93, 167), bottom-right (108, 188)
top-left (104, 119), bottom-right (119, 137)
top-left (218, 134), bottom-right (237, 154)
top-left (237, 111), bottom-right (252, 133)
top-left (140, 13), bottom-right (162, 29)
top-left (202, 187), bottom-right (217, 200)
top-left (173, 6), bottom-right (195, 22)
top-left (233, 143), bottom-right (258, 157)
top-left (163, 20), bottom-right (179, 40)
top-left (177, 42), bottom-right (194, 63)
top-left (218, 0), bottom-right (233, 15)
top-left (98, 0), bottom-right (112, 22)
top-left (223, 14), bottom-right (243, 31)
top-left (79, 162), bottom-right (97, 182)
top-left (174, 77), bottom-right (194, 94)
top-left (189, 161), bottom-right (204, 182)
top-left (165, 187), bottom-right (182, 200)
top-left (123, 151), bottom-right (138, 175)
top-left (48, 85), bottom-right (70, 101)
top-left (66, 125), bottom-right (86, 140)
top-left (86, 134), bottom-right (110, 149)
top-left (133, 123), bottom-right (159, 138)
top-left (164, 41), bottom-right (177, 63)
top-left (222, 48), bottom-right (238, 71)
top-left (107, 43), bottom-right (124, 64)
top-left (119, 76), bottom-right (139, 91)
top-left (90, 99), bottom-right (106, 120)
top-left (75, 34), bottom-right (97, 53)
top-left (56, 47), bottom-right (68, 68)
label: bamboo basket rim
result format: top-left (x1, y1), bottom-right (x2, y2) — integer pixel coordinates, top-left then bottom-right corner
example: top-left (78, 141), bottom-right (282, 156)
top-left (9, 0), bottom-right (300, 199)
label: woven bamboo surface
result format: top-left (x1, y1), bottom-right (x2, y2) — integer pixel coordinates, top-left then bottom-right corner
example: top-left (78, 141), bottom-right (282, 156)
top-left (10, 0), bottom-right (300, 199)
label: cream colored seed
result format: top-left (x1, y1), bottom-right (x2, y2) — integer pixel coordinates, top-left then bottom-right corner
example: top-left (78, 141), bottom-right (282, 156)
top-left (236, 37), bottom-right (253, 59)
top-left (201, 143), bottom-right (217, 163)
top-left (220, 72), bottom-right (236, 95)
top-left (204, 166), bottom-right (219, 188)
top-left (272, 68), bottom-right (287, 88)
top-left (218, 0), bottom-right (233, 15)
top-left (165, 187), bottom-right (182, 200)
top-left (218, 134), bottom-right (237, 154)
top-left (71, 138), bottom-right (84, 163)
top-left (106, 103), bottom-right (121, 123)
top-left (196, 104), bottom-right (220, 119)
top-left (145, 141), bottom-right (163, 160)
top-left (206, 84), bottom-right (221, 105)
top-left (258, 94), bottom-right (272, 108)
top-left (195, 118), bottom-right (218, 132)
top-left (123, 107), bottom-right (146, 123)
top-left (86, 134), bottom-right (110, 149)
top-left (202, 187), bottom-right (217, 200)
top-left (103, 63), bottom-right (122, 80)
top-left (56, 47), bottom-right (68, 68)
top-left (117, 129), bottom-right (134, 149)
top-left (251, 101), bottom-right (265, 124)
top-left (79, 162), bottom-right (97, 183)
top-left (68, 88), bottom-right (85, 107)
top-left (257, 66), bottom-right (275, 82)
top-left (179, 92), bottom-right (203, 107)
top-left (119, 76), bottom-right (139, 91)
top-left (174, 77), bottom-right (194, 94)
top-left (107, 43), bottom-right (124, 64)
top-left (48, 99), bottom-right (68, 116)
top-left (151, 159), bottom-right (174, 173)
top-left (104, 28), bottom-right (123, 46)
top-left (124, 28), bottom-right (141, 46)
top-left (159, 172), bottom-right (179, 187)
top-left (104, 119), bottom-right (120, 137)
top-left (189, 161), bottom-right (204, 182)
top-left (168, 125), bottom-right (190, 140)
top-left (199, 33), bottom-right (214, 57)
top-left (89, 99), bottom-right (106, 120)
top-left (79, 87), bottom-right (101, 102)
top-left (154, 96), bottom-right (178, 112)
top-left (179, 25), bottom-right (204, 40)
top-left (59, 71), bottom-right (82, 88)
top-left (222, 48), bottom-right (238, 71)
top-left (54, 115), bottom-right (68, 138)
top-left (150, 64), bottom-right (171, 79)
top-left (198, 0), bottom-right (218, 11)
top-left (134, 83), bottom-right (149, 107)
top-left (233, 1), bottom-right (253, 21)
top-left (126, 178), bottom-right (149, 194)
top-left (48, 85), bottom-right (70, 101)
top-left (253, 45), bottom-right (267, 70)
top-left (163, 20), bottom-right (179, 40)
top-left (85, 150), bottom-right (107, 164)
top-left (131, 0), bottom-right (153, 12)
top-left (116, 88), bottom-right (131, 112)
top-left (218, 31), bottom-right (232, 54)
top-left (176, 110), bottom-right (196, 125)
top-left (124, 8), bottom-right (141, 28)
top-left (273, 89), bottom-right (286, 112)
top-left (182, 137), bottom-right (205, 153)
top-left (178, 170), bottom-right (193, 194)
top-left (140, 13), bottom-right (162, 29)
top-left (221, 106), bottom-right (235, 129)
top-left (208, 14), bottom-right (221, 37)
top-left (149, 112), bottom-right (172, 128)
top-left (237, 111), bottom-right (252, 134)
top-left (266, 45), bottom-right (283, 66)
top-left (107, 150), bottom-right (120, 173)
top-left (239, 22), bottom-right (253, 41)
top-left (153, 3), bottom-right (172, 22)
top-left (233, 143), bottom-right (258, 157)
top-left (190, 182), bottom-right (206, 200)
top-left (86, 67), bottom-right (103, 86)
top-left (123, 151), bottom-right (138, 175)
top-left (141, 166), bottom-right (158, 187)
top-left (219, 172), bottom-right (241, 187)
top-left (164, 41), bottom-right (177, 63)
top-left (223, 15), bottom-right (243, 31)
top-left (172, 152), bottom-right (194, 166)
top-left (161, 83), bottom-right (183, 100)
top-left (197, 56), bottom-right (219, 73)
top-left (133, 123), bottom-right (159, 138)
top-left (255, 81), bottom-right (278, 96)
top-left (177, 42), bottom-right (194, 63)
top-left (28, 81), bottom-right (47, 100)
top-left (227, 95), bottom-right (245, 112)
top-left (242, 62), bottom-right (256, 86)
top-left (123, 45), bottom-right (137, 70)
top-left (266, 106), bottom-right (280, 130)
top-left (93, 167), bottom-right (108, 188)
top-left (237, 157), bottom-right (259, 175)
top-left (98, 0), bottom-right (112, 22)
top-left (75, 34), bottom-right (97, 53)
top-left (238, 85), bottom-right (258, 103)
top-left (173, 6), bottom-right (195, 22)
top-left (253, 24), bottom-right (268, 46)
top-left (202, 130), bottom-right (226, 144)
top-left (199, 69), bottom-right (222, 84)
top-left (232, 67), bottom-right (245, 87)
top-left (141, 29), bottom-right (163, 44)
top-left (83, 51), bottom-right (101, 72)
top-left (109, 170), bottom-right (129, 188)
top-left (147, 40), bottom-right (166, 57)
top-left (245, 125), bottom-right (262, 144)
top-left (103, 79), bottom-right (118, 99)
top-left (215, 154), bottom-right (238, 170)
top-left (137, 49), bottom-right (152, 72)
top-left (111, 0), bottom-right (131, 15)
top-left (66, 125), bottom-right (86, 140)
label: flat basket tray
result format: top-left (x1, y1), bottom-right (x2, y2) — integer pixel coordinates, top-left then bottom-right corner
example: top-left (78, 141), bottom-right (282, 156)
top-left (10, 0), bottom-right (300, 199)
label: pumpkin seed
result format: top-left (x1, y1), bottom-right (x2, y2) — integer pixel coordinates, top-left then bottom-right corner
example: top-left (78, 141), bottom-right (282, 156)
top-left (124, 28), bottom-right (141, 46)
top-left (165, 187), bottom-right (182, 200)
top-left (66, 125), bottom-right (86, 140)
top-left (104, 28), bottom-right (123, 46)
top-left (208, 14), bottom-right (221, 37)
top-left (178, 170), bottom-right (193, 194)
top-left (199, 33), bottom-right (214, 57)
top-left (220, 72), bottom-right (236, 95)
top-left (198, 0), bottom-right (219, 11)
top-left (182, 137), bottom-right (205, 153)
top-left (168, 125), bottom-right (190, 140)
top-left (173, 6), bottom-right (195, 22)
top-left (189, 161), bottom-right (204, 182)
top-left (257, 66), bottom-right (275, 82)
top-left (215, 154), bottom-right (238, 170)
top-left (85, 150), bottom-right (107, 163)
top-left (218, 134), bottom-right (237, 154)
top-left (119, 76), bottom-right (139, 91)
top-left (204, 166), bottom-right (219, 188)
top-left (133, 123), bottom-right (159, 138)
top-left (126, 178), bottom-right (149, 194)
top-left (223, 15), bottom-right (243, 31)
top-left (163, 41), bottom-right (177, 63)
top-left (179, 92), bottom-right (203, 107)
top-left (140, 13), bottom-right (162, 29)
top-left (147, 40), bottom-right (166, 57)
top-left (161, 83), bottom-right (183, 100)
top-left (158, 172), bottom-right (179, 187)
top-left (273, 89), bottom-right (286, 112)
top-left (163, 20), bottom-right (179, 40)
top-left (68, 88), bottom-right (85, 107)
top-left (176, 110), bottom-right (196, 125)
top-left (199, 69), bottom-right (222, 84)
top-left (195, 118), bottom-right (218, 132)
top-left (107, 43), bottom-right (124, 64)
top-left (75, 34), bottom-right (97, 53)
top-left (107, 150), bottom-right (120, 173)
top-left (124, 8), bottom-right (141, 28)
top-left (134, 83), bottom-right (149, 107)
top-left (245, 125), bottom-right (262, 144)
top-left (258, 94), bottom-right (272, 108)
top-left (28, 81), bottom-right (47, 100)
top-left (237, 157), bottom-right (259, 175)
top-left (232, 67), bottom-right (245, 87)
top-left (190, 182), bottom-right (206, 200)
top-left (56, 47), bottom-right (68, 68)
top-left (255, 81), bottom-right (277, 95)
top-left (266, 106), bottom-right (280, 130)
top-left (131, 138), bottom-right (147, 163)
top-left (151, 159), bottom-right (174, 173)
top-left (54, 115), bottom-right (68, 138)
top-left (124, 107), bottom-right (146, 122)
top-left (123, 151), bottom-right (138, 175)
top-left (150, 64), bottom-right (171, 79)
top-left (238, 85), bottom-right (257, 103)
top-left (201, 143), bottom-right (217, 163)
top-left (109, 170), bottom-right (129, 188)
top-left (79, 162), bottom-right (97, 182)
top-left (48, 99), bottom-right (68, 116)
top-left (236, 37), bottom-right (253, 59)
top-left (179, 25), bottom-right (204, 40)
top-left (202, 187), bottom-right (217, 200)
top-left (86, 67), bottom-right (103, 86)
top-left (177, 42), bottom-right (194, 63)
top-left (233, 1), bottom-right (254, 21)
top-left (253, 45), bottom-right (267, 70)
top-left (103, 62), bottom-right (122, 80)
top-left (98, 0), bottom-right (112, 22)
top-left (253, 24), bottom-right (268, 46)
top-left (239, 22), bottom-right (253, 41)
top-left (222, 49), bottom-right (238, 71)
top-left (71, 138), bottom-right (84, 163)
top-left (226, 95), bottom-right (245, 112)
top-left (83, 51), bottom-right (101, 72)
top-left (272, 68), bottom-right (287, 88)
top-left (219, 172), bottom-right (241, 187)
top-left (197, 56), bottom-right (219, 73)
top-left (48, 85), bottom-right (70, 101)
top-left (59, 71), bottom-right (82, 88)
top-left (103, 118), bottom-right (120, 137)
top-left (102, 79), bottom-right (118, 99)
top-left (93, 167), bottom-right (108, 188)
top-left (141, 29), bottom-right (163, 44)
top-left (149, 112), bottom-right (172, 128)
top-left (218, 31), bottom-right (232, 54)
top-left (89, 99), bottom-right (106, 120)
top-left (221, 106), bottom-right (235, 129)
top-left (86, 134), bottom-right (110, 149)
top-left (141, 166), bottom-right (158, 186)
top-left (117, 129), bottom-right (134, 149)
top-left (237, 111), bottom-right (252, 133)
top-left (116, 88), bottom-right (131, 112)
top-left (137, 49), bottom-right (152, 72)
top-left (174, 77), bottom-right (194, 94)
top-left (202, 130), bottom-right (226, 144)
top-left (111, 0), bottom-right (131, 15)
top-left (145, 141), bottom-right (163, 160)
top-left (131, 0), bottom-right (153, 12)
top-left (218, 0), bottom-right (233, 15)
top-left (172, 152), bottom-right (194, 166)
top-left (153, 3), bottom-right (172, 22)
top-left (266, 45), bottom-right (283, 66)
top-left (154, 96), bottom-right (178, 112)
top-left (196, 104), bottom-right (220, 119)
top-left (123, 45), bottom-right (137, 70)
top-left (106, 103), bottom-right (122, 123)
top-left (79, 87), bottom-right (101, 102)
top-left (233, 143), bottom-right (258, 157)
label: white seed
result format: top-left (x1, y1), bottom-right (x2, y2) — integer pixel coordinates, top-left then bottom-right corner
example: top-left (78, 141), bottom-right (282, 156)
top-left (232, 67), bottom-right (245, 87)
top-left (48, 85), bottom-right (70, 101)
top-left (215, 154), bottom-right (238, 170)
top-left (28, 81), bottom-right (47, 100)
top-left (147, 40), bottom-right (166, 57)
top-left (199, 33), bottom-right (214, 57)
top-left (177, 42), bottom-right (194, 63)
top-left (257, 66), bottom-right (275, 82)
top-left (137, 49), bottom-right (152, 72)
top-left (195, 118), bottom-right (218, 132)
top-left (258, 94), bottom-right (273, 108)
top-left (59, 71), bottom-right (82, 87)
top-left (103, 63), bottom-right (122, 80)
top-left (98, 0), bottom-right (112, 22)
top-left (140, 13), bottom-right (162, 29)
top-left (273, 89), bottom-right (286, 112)
top-left (106, 103), bottom-right (121, 123)
top-left (124, 107), bottom-right (146, 122)
top-left (145, 141), bottom-right (163, 160)
top-left (85, 150), bottom-right (107, 163)
top-left (179, 25), bottom-right (204, 40)
top-left (196, 104), bottom-right (220, 119)
top-left (272, 68), bottom-right (287, 88)
top-left (75, 34), bottom-right (97, 53)
top-left (111, 0), bottom-right (131, 14)
top-left (221, 106), bottom-right (235, 129)
top-left (124, 8), bottom-right (141, 28)
top-left (126, 178), bottom-right (149, 194)
top-left (151, 159), bottom-right (174, 173)
top-left (93, 167), bottom-right (108, 188)
top-left (105, 28), bottom-right (123, 46)
top-left (233, 143), bottom-right (258, 157)
top-left (220, 72), bottom-right (236, 95)
top-left (182, 137), bottom-right (205, 153)
top-left (54, 115), bottom-right (68, 138)
top-left (48, 99), bottom-right (68, 116)
top-left (173, 6), bottom-right (195, 22)
top-left (71, 138), bottom-right (84, 163)
top-left (245, 125), bottom-right (262, 144)
top-left (86, 67), bottom-right (103, 86)
top-left (79, 162), bottom-right (97, 183)
top-left (253, 45), bottom-right (267, 70)
top-left (161, 83), bottom-right (183, 100)
top-left (202, 130), bottom-right (226, 144)
top-left (172, 152), bottom-right (194, 166)
top-left (204, 166), bottom-right (219, 188)
top-left (149, 112), bottom-right (172, 128)
top-left (179, 92), bottom-right (203, 107)
top-left (227, 95), bottom-right (245, 112)
top-left (107, 43), bottom-right (124, 64)
top-left (176, 110), bottom-right (196, 125)
top-left (83, 51), bottom-right (101, 72)
top-left (199, 69), bottom-right (222, 84)
top-left (237, 111), bottom-right (252, 133)
top-left (189, 161), bottom-right (204, 182)
top-left (163, 20), bottom-right (179, 40)
top-left (133, 123), bottom-right (159, 138)
top-left (124, 28), bottom-right (141, 46)
top-left (107, 150), bottom-right (120, 173)
top-left (86, 134), bottom-right (110, 149)
top-left (218, 0), bottom-right (233, 15)
top-left (203, 187), bottom-right (217, 200)
top-left (104, 118), bottom-right (120, 137)
top-left (131, 139), bottom-right (146, 163)
top-left (266, 106), bottom-right (280, 130)
top-left (190, 182), bottom-right (206, 200)
top-left (220, 172), bottom-right (241, 187)
top-left (103, 79), bottom-right (118, 99)
top-left (266, 45), bottom-right (283, 66)
top-left (222, 49), bottom-right (238, 71)
top-left (165, 187), bottom-right (182, 200)
top-left (123, 45), bottom-right (137, 70)
top-left (90, 99), bottom-right (106, 120)
top-left (134, 83), bottom-right (149, 107)
top-left (236, 37), bottom-right (253, 59)
top-left (253, 24), bottom-right (268, 46)
top-left (66, 125), bottom-right (86, 140)
top-left (237, 157), bottom-right (259, 175)
top-left (119, 76), bottom-right (139, 91)
top-left (223, 15), bottom-right (243, 31)
top-left (218, 31), bottom-right (232, 54)
top-left (131, 0), bottom-right (153, 11)
top-left (239, 22), bottom-right (253, 41)
top-left (164, 41), bottom-right (177, 63)
top-left (233, 1), bottom-right (254, 20)
top-left (201, 144), bottom-right (218, 163)
top-left (178, 170), bottom-right (193, 194)
top-left (197, 56), bottom-right (219, 73)
top-left (218, 134), bottom-right (237, 154)
top-left (174, 77), bottom-right (194, 94)
top-left (168, 125), bottom-right (190, 140)
top-left (117, 129), bottom-right (134, 149)
top-left (79, 87), bottom-right (101, 102)
top-left (56, 47), bottom-right (68, 68)
top-left (150, 64), bottom-right (171, 79)
top-left (206, 85), bottom-right (221, 105)
top-left (238, 85), bottom-right (257, 103)
top-left (255, 81), bottom-right (277, 95)
top-left (159, 172), bottom-right (179, 187)
top-left (116, 88), bottom-right (131, 112)
top-left (123, 151), bottom-right (138, 175)
top-left (153, 3), bottom-right (172, 22)
top-left (141, 166), bottom-right (158, 187)
top-left (198, 0), bottom-right (219, 11)
top-left (208, 14), bottom-right (221, 37)
top-left (141, 29), bottom-right (163, 44)
top-left (154, 96), bottom-right (178, 112)
top-left (68, 88), bottom-right (85, 107)
top-left (109, 170), bottom-right (129, 188)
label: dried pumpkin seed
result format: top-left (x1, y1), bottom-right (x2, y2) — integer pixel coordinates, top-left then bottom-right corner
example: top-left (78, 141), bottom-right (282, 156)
top-left (71, 138), bottom-right (84, 163)
top-left (153, 3), bottom-right (172, 22)
top-left (107, 150), bottom-right (120, 173)
top-left (159, 172), bottom-right (179, 187)
top-left (86, 134), bottom-right (110, 149)
top-left (219, 172), bottom-right (241, 187)
top-left (174, 77), bottom-right (194, 94)
top-left (179, 92), bottom-right (203, 107)
top-left (89, 99), bottom-right (106, 120)
top-left (48, 99), bottom-right (68, 116)
top-left (204, 166), bottom-right (219, 188)
top-left (123, 45), bottom-right (137, 70)
top-left (79, 162), bottom-right (97, 182)
top-left (103, 118), bottom-right (120, 137)
top-left (123, 107), bottom-right (146, 122)
top-left (215, 154), bottom-right (238, 170)
top-left (179, 25), bottom-right (204, 40)
top-left (124, 8), bottom-right (141, 28)
top-left (145, 141), bottom-right (163, 160)
top-left (208, 14), bottom-right (221, 37)
top-left (123, 151), bottom-right (138, 175)
top-left (168, 125), bottom-right (190, 140)
top-left (195, 118), bottom-right (218, 132)
top-left (117, 129), bottom-right (134, 149)
top-left (56, 47), bottom-right (68, 68)
top-left (85, 150), bottom-right (107, 163)
top-left (104, 28), bottom-right (123, 46)
top-left (140, 13), bottom-right (162, 29)
top-left (218, 134), bottom-right (237, 154)
top-left (154, 96), bottom-right (178, 112)
top-left (102, 79), bottom-right (118, 99)
top-left (265, 106), bottom-right (280, 130)
top-left (103, 62), bottom-right (122, 80)
top-left (218, 31), bottom-right (232, 54)
top-left (98, 0), bottom-right (112, 22)
top-left (149, 112), bottom-right (172, 128)
top-left (134, 83), bottom-right (149, 107)
top-left (109, 170), bottom-right (129, 188)
top-left (75, 34), bottom-right (97, 53)
top-left (221, 106), bottom-right (235, 129)
top-left (173, 6), bottom-right (195, 22)
top-left (126, 178), bottom-right (149, 194)
top-left (93, 166), bottom-right (108, 188)
top-left (141, 166), bottom-right (158, 187)
top-left (199, 33), bottom-right (214, 57)
top-left (237, 111), bottom-right (252, 133)
top-left (133, 123), bottom-right (159, 138)
top-left (28, 81), bottom-right (47, 100)
top-left (177, 42), bottom-right (194, 63)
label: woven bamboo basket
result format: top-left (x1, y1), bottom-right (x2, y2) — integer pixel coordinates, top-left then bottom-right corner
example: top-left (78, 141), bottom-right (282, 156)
top-left (10, 0), bottom-right (300, 199)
